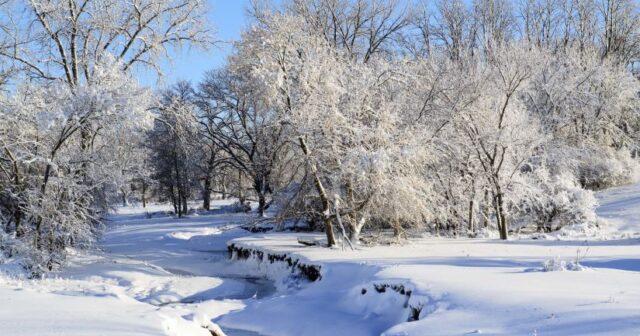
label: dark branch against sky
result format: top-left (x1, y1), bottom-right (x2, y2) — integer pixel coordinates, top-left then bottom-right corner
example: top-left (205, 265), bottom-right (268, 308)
top-left (136, 0), bottom-right (249, 88)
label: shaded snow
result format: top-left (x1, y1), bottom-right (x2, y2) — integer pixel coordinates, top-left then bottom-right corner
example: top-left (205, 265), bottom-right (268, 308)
top-left (596, 183), bottom-right (640, 235)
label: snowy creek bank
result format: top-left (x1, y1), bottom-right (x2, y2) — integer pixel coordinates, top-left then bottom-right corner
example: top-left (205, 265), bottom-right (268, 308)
top-left (226, 240), bottom-right (432, 324)
top-left (227, 243), bottom-right (323, 282)
top-left (225, 229), bottom-right (640, 336)
top-left (222, 235), bottom-right (435, 335)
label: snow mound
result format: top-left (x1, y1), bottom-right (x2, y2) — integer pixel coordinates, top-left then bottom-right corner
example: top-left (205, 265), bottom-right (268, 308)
top-left (167, 227), bottom-right (223, 240)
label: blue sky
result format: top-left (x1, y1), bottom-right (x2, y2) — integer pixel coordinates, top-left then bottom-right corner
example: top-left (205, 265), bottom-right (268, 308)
top-left (137, 0), bottom-right (251, 88)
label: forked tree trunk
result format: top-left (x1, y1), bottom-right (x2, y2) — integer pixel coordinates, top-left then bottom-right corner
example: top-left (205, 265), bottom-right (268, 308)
top-left (298, 137), bottom-right (336, 247)
top-left (494, 187), bottom-right (508, 240)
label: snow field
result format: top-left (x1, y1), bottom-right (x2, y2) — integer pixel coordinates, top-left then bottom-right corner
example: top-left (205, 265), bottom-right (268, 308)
top-left (0, 186), bottom-right (639, 336)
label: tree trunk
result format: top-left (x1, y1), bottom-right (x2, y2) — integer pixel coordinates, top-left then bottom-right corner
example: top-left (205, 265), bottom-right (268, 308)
top-left (482, 190), bottom-right (490, 228)
top-left (173, 153), bottom-right (184, 217)
top-left (468, 199), bottom-right (474, 233)
top-left (35, 161), bottom-right (55, 250)
top-left (176, 187), bottom-right (182, 217)
top-left (181, 186), bottom-right (188, 215)
top-left (494, 188), bottom-right (508, 240)
top-left (121, 188), bottom-right (129, 206)
top-left (170, 185), bottom-right (178, 215)
top-left (221, 175), bottom-right (227, 199)
top-left (141, 181), bottom-right (147, 208)
top-left (254, 175), bottom-right (269, 217)
top-left (349, 216), bottom-right (366, 243)
top-left (14, 210), bottom-right (22, 237)
top-left (79, 126), bottom-right (91, 183)
top-left (203, 150), bottom-right (216, 210)
top-left (298, 137), bottom-right (336, 247)
top-left (393, 220), bottom-right (403, 238)
top-left (257, 192), bottom-right (266, 217)
top-left (203, 175), bottom-right (211, 211)
top-left (237, 170), bottom-right (244, 203)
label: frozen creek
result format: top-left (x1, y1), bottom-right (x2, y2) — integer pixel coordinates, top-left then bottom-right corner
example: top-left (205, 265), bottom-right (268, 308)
top-left (55, 201), bottom-right (278, 336)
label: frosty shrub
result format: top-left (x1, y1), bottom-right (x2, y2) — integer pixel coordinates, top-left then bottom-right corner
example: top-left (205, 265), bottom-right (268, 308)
top-left (542, 258), bottom-right (586, 272)
top-left (575, 147), bottom-right (639, 190)
top-left (517, 167), bottom-right (598, 232)
top-left (544, 144), bottom-right (640, 191)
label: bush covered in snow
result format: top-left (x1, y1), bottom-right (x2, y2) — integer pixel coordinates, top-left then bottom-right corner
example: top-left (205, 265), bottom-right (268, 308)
top-left (516, 168), bottom-right (598, 232)
top-left (575, 147), bottom-right (639, 190)
top-left (542, 258), bottom-right (587, 272)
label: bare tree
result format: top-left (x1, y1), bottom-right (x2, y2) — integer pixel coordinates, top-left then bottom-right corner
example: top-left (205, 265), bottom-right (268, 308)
top-left (599, 0), bottom-right (640, 64)
top-left (0, 0), bottom-right (212, 86)
top-left (197, 68), bottom-right (289, 217)
top-left (473, 0), bottom-right (517, 55)
top-left (271, 0), bottom-right (413, 63)
top-left (148, 81), bottom-right (200, 217)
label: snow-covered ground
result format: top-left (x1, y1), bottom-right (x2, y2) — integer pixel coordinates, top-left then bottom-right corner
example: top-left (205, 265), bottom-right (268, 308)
top-left (1, 185), bottom-right (640, 335)
top-left (0, 200), bottom-right (263, 336)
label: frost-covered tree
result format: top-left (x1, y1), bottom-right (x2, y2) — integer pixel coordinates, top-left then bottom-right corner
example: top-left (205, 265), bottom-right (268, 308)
top-left (232, 12), bottom-right (435, 245)
top-left (0, 0), bottom-right (213, 222)
top-left (525, 46), bottom-right (640, 189)
top-left (216, 2), bottom-right (640, 243)
top-left (276, 0), bottom-right (413, 63)
top-left (452, 44), bottom-right (544, 239)
top-left (0, 60), bottom-right (152, 271)
top-left (148, 81), bottom-right (201, 217)
top-left (197, 67), bottom-right (290, 217)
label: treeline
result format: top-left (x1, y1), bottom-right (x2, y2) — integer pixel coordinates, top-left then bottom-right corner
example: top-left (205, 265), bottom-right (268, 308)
top-left (145, 0), bottom-right (640, 246)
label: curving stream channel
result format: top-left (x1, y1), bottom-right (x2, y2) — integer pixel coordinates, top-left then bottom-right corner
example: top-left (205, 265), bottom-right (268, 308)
top-left (93, 208), bottom-right (282, 336)
top-left (153, 251), bottom-right (276, 336)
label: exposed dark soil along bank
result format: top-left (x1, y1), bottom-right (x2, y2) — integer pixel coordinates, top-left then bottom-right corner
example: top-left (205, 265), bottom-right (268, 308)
top-left (227, 243), bottom-right (323, 281)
